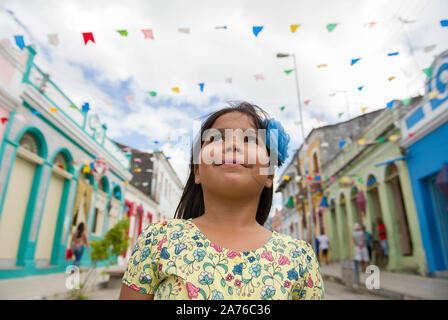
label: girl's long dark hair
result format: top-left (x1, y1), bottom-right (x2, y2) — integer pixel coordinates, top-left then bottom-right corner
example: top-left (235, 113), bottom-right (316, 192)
top-left (174, 101), bottom-right (274, 226)
top-left (76, 222), bottom-right (85, 239)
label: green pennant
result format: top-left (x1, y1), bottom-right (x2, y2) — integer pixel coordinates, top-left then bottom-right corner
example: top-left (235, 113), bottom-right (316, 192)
top-left (422, 67), bottom-right (432, 78)
top-left (280, 106), bottom-right (286, 111)
top-left (327, 23), bottom-right (338, 32)
top-left (378, 137), bottom-right (385, 143)
top-left (117, 30), bottom-right (128, 36)
top-left (357, 177), bottom-right (364, 184)
top-left (338, 112), bottom-right (344, 119)
top-left (284, 69), bottom-right (294, 75)
top-left (286, 196), bottom-right (295, 208)
top-left (402, 97), bottom-right (412, 105)
top-left (148, 91), bottom-right (157, 97)
top-left (70, 104), bottom-right (78, 109)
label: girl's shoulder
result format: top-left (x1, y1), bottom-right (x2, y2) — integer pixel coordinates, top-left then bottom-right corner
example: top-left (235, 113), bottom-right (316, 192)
top-left (140, 218), bottom-right (196, 237)
top-left (273, 231), bottom-right (315, 253)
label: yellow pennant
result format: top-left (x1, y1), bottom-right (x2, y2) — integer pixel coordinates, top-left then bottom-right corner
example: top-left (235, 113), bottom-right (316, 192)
top-left (317, 64), bottom-right (327, 68)
top-left (428, 90), bottom-right (438, 100)
top-left (290, 24), bottom-right (301, 33)
top-left (135, 168), bottom-right (142, 172)
top-left (388, 76), bottom-right (396, 81)
top-left (388, 135), bottom-right (398, 142)
top-left (358, 138), bottom-right (366, 145)
top-left (361, 107), bottom-right (367, 113)
top-left (50, 107), bottom-right (58, 112)
top-left (123, 181), bottom-right (129, 185)
top-left (172, 87), bottom-right (180, 93)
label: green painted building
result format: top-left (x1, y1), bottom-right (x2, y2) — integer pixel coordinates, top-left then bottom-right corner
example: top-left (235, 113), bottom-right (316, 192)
top-left (321, 104), bottom-right (427, 275)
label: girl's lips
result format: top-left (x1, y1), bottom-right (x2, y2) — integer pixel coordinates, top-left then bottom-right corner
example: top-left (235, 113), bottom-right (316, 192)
top-left (219, 163), bottom-right (245, 168)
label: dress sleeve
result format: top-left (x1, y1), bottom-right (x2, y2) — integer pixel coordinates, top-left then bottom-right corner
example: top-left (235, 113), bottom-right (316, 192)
top-left (121, 222), bottom-right (162, 295)
top-left (292, 240), bottom-right (325, 300)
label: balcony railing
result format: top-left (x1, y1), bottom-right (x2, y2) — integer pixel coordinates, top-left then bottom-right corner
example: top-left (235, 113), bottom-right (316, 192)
top-left (22, 46), bottom-right (130, 171)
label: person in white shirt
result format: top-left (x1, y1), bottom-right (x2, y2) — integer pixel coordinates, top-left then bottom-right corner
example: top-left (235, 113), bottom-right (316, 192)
top-left (317, 233), bottom-right (330, 265)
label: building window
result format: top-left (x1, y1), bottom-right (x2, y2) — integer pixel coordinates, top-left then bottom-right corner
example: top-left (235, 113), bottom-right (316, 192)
top-left (92, 208), bottom-right (99, 234)
top-left (313, 152), bottom-right (319, 174)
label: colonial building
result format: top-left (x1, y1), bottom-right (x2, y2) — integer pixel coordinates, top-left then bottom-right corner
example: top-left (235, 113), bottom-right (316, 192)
top-left (322, 101), bottom-right (427, 275)
top-left (0, 40), bottom-right (132, 279)
top-left (399, 49), bottom-right (448, 277)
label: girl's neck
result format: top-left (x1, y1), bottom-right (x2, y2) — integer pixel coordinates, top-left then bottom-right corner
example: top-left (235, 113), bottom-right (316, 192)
top-left (198, 192), bottom-right (261, 229)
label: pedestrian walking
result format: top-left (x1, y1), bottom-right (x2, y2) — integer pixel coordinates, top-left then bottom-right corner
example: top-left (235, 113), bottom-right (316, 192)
top-left (362, 225), bottom-right (373, 264)
top-left (119, 102), bottom-right (325, 300)
top-left (317, 233), bottom-right (329, 265)
top-left (376, 217), bottom-right (389, 268)
top-left (71, 222), bottom-right (89, 267)
top-left (352, 223), bottom-right (369, 272)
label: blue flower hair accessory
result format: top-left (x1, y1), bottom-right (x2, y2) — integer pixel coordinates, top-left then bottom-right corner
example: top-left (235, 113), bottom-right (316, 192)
top-left (261, 118), bottom-right (290, 166)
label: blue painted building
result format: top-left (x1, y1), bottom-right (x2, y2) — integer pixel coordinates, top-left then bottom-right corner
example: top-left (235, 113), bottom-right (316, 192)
top-left (400, 50), bottom-right (448, 276)
top-left (0, 39), bottom-right (132, 279)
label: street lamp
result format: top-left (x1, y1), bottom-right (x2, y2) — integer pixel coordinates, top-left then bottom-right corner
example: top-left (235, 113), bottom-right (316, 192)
top-left (277, 52), bottom-right (316, 252)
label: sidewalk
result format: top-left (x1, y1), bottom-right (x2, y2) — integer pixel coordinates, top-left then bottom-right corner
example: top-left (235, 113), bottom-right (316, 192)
top-left (0, 266), bottom-right (121, 300)
top-left (320, 262), bottom-right (448, 300)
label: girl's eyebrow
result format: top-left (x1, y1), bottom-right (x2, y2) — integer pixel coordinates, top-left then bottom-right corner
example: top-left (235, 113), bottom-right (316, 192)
top-left (213, 128), bottom-right (258, 135)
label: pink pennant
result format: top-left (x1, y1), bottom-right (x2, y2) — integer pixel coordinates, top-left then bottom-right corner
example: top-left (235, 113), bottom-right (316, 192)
top-left (142, 29), bottom-right (154, 40)
top-left (368, 22), bottom-right (377, 28)
top-left (125, 94), bottom-right (134, 102)
top-left (316, 117), bottom-right (324, 123)
top-left (304, 100), bottom-right (311, 105)
top-left (254, 74), bottom-right (264, 81)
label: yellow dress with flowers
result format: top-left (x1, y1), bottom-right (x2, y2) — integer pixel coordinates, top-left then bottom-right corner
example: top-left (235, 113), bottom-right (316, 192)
top-left (122, 219), bottom-right (325, 300)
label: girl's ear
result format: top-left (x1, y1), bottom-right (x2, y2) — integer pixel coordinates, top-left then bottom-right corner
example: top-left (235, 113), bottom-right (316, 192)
top-left (194, 164), bottom-right (201, 184)
top-left (265, 174), bottom-right (274, 188)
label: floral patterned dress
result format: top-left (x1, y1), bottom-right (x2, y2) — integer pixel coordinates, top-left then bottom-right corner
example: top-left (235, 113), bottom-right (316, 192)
top-left (122, 218), bottom-right (325, 300)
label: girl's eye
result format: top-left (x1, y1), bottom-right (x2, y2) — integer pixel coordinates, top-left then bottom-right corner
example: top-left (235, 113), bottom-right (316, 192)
top-left (210, 135), bottom-right (222, 142)
top-left (245, 136), bottom-right (257, 143)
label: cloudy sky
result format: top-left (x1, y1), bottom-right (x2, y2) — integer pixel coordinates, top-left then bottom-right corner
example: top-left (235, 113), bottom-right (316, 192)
top-left (1, 0), bottom-right (447, 209)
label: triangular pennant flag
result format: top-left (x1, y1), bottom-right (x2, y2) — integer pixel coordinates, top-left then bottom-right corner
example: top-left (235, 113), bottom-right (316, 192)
top-left (339, 141), bottom-right (346, 148)
top-left (386, 100), bottom-right (394, 109)
top-left (338, 112), bottom-right (344, 118)
top-left (424, 44), bottom-right (437, 52)
top-left (327, 24), bottom-right (338, 32)
top-left (284, 69), bottom-right (294, 75)
top-left (49, 107), bottom-right (58, 113)
top-left (148, 91), bottom-right (157, 97)
top-left (402, 97), bottom-right (412, 105)
top-left (317, 64), bottom-right (327, 68)
top-left (290, 24), bottom-right (301, 33)
top-left (387, 52), bottom-right (399, 56)
top-left (378, 137), bottom-right (386, 142)
top-left (368, 22), bottom-right (377, 28)
top-left (388, 76), bottom-right (396, 81)
top-left (178, 28), bottom-right (190, 34)
top-left (253, 26), bottom-right (264, 37)
top-left (198, 83), bottom-right (204, 92)
top-left (428, 90), bottom-right (438, 100)
top-left (47, 33), bottom-right (59, 46)
top-left (82, 32), bottom-right (95, 45)
top-left (1, 117), bottom-right (9, 124)
top-left (358, 86), bottom-right (364, 91)
top-left (408, 132), bottom-right (416, 138)
top-left (215, 26), bottom-right (227, 29)
top-left (351, 58), bottom-right (361, 66)
top-left (422, 67), bottom-right (432, 78)
top-left (172, 87), bottom-right (179, 93)
top-left (14, 35), bottom-right (25, 50)
top-left (358, 138), bottom-right (366, 145)
top-left (31, 110), bottom-right (40, 116)
top-left (362, 107), bottom-right (367, 113)
top-left (142, 29), bottom-right (154, 39)
top-left (304, 100), bottom-right (311, 105)
top-left (441, 20), bottom-right (448, 27)
top-left (125, 94), bottom-right (134, 102)
top-left (117, 30), bottom-right (128, 37)
top-left (254, 74), bottom-right (264, 81)
top-left (82, 102), bottom-right (90, 112)
top-left (280, 106), bottom-right (286, 111)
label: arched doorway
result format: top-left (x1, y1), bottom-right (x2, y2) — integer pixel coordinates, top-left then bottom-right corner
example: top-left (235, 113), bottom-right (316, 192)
top-left (338, 193), bottom-right (351, 258)
top-left (0, 131), bottom-right (46, 266)
top-left (67, 167), bottom-right (94, 255)
top-left (35, 151), bottom-right (73, 266)
top-left (385, 163), bottom-right (413, 256)
top-left (91, 176), bottom-right (109, 237)
top-left (329, 199), bottom-right (340, 261)
top-left (350, 186), bottom-right (362, 224)
top-left (366, 175), bottom-right (384, 239)
top-left (107, 185), bottom-right (122, 231)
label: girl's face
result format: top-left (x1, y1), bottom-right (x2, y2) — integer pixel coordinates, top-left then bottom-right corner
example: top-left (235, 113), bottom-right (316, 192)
top-left (194, 112), bottom-right (273, 198)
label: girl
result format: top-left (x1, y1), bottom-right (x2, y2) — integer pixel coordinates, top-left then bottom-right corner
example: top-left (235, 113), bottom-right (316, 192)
top-left (119, 102), bottom-right (324, 300)
top-left (71, 222), bottom-right (89, 267)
